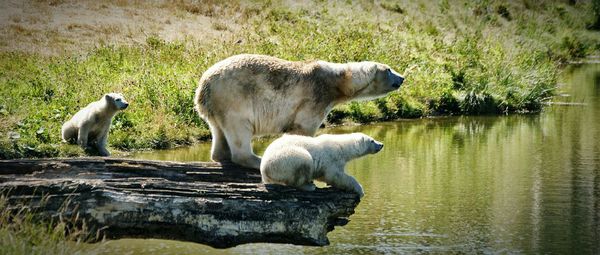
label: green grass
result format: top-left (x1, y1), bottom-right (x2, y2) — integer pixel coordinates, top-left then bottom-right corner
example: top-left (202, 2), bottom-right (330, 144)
top-left (1, 0), bottom-right (599, 159)
top-left (0, 195), bottom-right (100, 255)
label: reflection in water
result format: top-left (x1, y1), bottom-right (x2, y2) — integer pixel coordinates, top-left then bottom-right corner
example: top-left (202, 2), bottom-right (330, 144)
top-left (108, 65), bottom-right (600, 254)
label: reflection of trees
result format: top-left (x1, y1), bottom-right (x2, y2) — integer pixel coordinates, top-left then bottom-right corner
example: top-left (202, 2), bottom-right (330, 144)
top-left (323, 114), bottom-right (545, 252)
top-left (326, 63), bottom-right (600, 253)
top-left (535, 64), bottom-right (600, 254)
top-left (594, 73), bottom-right (600, 96)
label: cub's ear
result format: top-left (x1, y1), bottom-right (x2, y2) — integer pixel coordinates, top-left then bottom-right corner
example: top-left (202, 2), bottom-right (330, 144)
top-left (348, 62), bottom-right (378, 89)
top-left (104, 94), bottom-right (112, 101)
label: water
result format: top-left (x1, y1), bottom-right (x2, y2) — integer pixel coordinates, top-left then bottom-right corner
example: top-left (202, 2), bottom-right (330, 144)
top-left (97, 64), bottom-right (600, 254)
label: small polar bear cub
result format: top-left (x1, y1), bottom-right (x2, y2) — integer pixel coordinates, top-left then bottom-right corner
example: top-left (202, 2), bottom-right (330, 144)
top-left (61, 93), bottom-right (129, 156)
top-left (260, 133), bottom-right (384, 197)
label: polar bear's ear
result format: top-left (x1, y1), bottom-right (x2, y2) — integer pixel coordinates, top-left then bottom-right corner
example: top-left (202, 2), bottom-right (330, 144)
top-left (348, 62), bottom-right (378, 91)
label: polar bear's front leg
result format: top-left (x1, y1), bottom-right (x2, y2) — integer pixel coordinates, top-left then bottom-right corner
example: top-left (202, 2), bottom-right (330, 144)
top-left (77, 124), bottom-right (90, 148)
top-left (96, 129), bottom-right (111, 156)
top-left (323, 169), bottom-right (364, 198)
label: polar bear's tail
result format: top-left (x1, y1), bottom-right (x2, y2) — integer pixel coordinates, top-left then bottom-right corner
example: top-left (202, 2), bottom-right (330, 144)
top-left (194, 79), bottom-right (211, 118)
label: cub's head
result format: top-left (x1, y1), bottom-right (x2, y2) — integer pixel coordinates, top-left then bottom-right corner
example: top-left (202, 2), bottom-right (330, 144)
top-left (343, 61), bottom-right (404, 101)
top-left (104, 93), bottom-right (129, 110)
top-left (351, 133), bottom-right (384, 155)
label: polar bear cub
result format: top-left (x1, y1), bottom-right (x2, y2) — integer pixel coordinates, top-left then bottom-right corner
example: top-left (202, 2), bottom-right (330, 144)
top-left (61, 93), bottom-right (129, 156)
top-left (260, 133), bottom-right (384, 197)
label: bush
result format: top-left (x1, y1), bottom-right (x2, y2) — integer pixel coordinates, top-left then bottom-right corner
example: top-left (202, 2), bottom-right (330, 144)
top-left (459, 91), bottom-right (501, 115)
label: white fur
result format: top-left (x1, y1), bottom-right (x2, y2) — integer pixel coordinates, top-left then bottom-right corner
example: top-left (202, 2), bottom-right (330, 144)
top-left (194, 54), bottom-right (403, 170)
top-left (61, 93), bottom-right (129, 156)
top-left (315, 61), bottom-right (379, 97)
top-left (346, 61), bottom-right (378, 88)
top-left (260, 133), bottom-right (384, 198)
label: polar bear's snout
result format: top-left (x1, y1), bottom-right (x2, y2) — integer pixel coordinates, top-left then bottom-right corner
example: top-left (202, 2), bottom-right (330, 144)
top-left (392, 76), bottom-right (404, 88)
top-left (114, 97), bottom-right (129, 110)
top-left (389, 70), bottom-right (404, 89)
top-left (365, 136), bottom-right (384, 154)
top-left (372, 140), bottom-right (384, 153)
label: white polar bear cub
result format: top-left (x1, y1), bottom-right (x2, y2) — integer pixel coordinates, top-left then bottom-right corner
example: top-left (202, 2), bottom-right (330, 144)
top-left (61, 93), bottom-right (129, 156)
top-left (260, 133), bottom-right (384, 197)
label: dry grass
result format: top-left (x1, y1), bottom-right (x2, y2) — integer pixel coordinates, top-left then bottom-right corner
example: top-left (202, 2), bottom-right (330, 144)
top-left (9, 24), bottom-right (35, 36)
top-left (33, 0), bottom-right (65, 6)
top-left (0, 195), bottom-right (103, 255)
top-left (0, 0), bottom-right (242, 55)
top-left (211, 21), bottom-right (229, 31)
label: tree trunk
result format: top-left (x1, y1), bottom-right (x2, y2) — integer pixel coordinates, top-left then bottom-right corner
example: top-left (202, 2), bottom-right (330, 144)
top-left (0, 157), bottom-right (360, 248)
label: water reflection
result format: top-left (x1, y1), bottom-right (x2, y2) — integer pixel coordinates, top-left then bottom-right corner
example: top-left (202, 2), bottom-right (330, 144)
top-left (117, 65), bottom-right (600, 254)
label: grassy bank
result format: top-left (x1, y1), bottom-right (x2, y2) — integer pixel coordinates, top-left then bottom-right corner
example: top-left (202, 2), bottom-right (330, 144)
top-left (1, 0), bottom-right (599, 158)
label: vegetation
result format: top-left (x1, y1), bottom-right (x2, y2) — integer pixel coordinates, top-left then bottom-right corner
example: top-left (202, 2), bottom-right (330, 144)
top-left (1, 0), bottom-right (599, 158)
top-left (590, 0), bottom-right (600, 29)
top-left (0, 196), bottom-right (100, 255)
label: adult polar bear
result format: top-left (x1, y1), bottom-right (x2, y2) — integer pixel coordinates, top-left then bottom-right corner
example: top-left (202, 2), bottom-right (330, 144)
top-left (194, 54), bottom-right (404, 169)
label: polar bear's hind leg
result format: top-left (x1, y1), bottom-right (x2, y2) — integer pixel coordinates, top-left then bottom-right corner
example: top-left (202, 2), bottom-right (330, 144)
top-left (61, 122), bottom-right (77, 143)
top-left (221, 121), bottom-right (261, 169)
top-left (207, 120), bottom-right (231, 162)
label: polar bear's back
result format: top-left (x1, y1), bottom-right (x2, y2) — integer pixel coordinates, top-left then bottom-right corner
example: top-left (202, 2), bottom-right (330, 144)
top-left (194, 54), bottom-right (313, 118)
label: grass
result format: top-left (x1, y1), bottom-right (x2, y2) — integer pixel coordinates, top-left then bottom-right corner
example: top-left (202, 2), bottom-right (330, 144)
top-left (1, 0), bottom-right (599, 159)
top-left (0, 195), bottom-right (101, 255)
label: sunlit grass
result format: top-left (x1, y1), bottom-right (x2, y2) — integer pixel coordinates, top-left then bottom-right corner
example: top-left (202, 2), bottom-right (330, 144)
top-left (0, 195), bottom-right (101, 255)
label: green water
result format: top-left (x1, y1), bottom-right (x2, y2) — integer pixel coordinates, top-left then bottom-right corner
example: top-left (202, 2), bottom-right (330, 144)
top-left (98, 64), bottom-right (600, 254)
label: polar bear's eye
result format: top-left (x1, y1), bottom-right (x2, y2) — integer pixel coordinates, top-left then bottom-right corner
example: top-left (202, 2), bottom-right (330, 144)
top-left (116, 98), bottom-right (121, 102)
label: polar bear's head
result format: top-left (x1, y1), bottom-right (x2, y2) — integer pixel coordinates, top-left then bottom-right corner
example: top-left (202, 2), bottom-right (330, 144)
top-left (343, 133), bottom-right (384, 156)
top-left (105, 93), bottom-right (129, 110)
top-left (356, 133), bottom-right (384, 154)
top-left (344, 61), bottom-right (404, 101)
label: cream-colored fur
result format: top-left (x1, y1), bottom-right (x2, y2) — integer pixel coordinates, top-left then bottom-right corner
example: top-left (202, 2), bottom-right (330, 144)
top-left (194, 54), bottom-right (404, 169)
top-left (260, 133), bottom-right (384, 197)
top-left (61, 93), bottom-right (129, 156)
